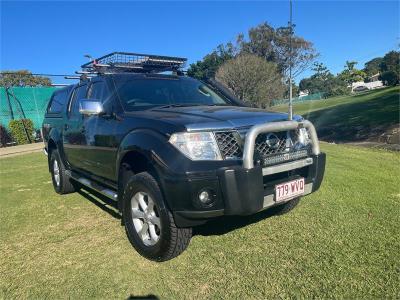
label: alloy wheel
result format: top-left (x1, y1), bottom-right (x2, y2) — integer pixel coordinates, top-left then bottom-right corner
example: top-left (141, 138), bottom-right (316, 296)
top-left (130, 191), bottom-right (161, 246)
top-left (53, 160), bottom-right (60, 186)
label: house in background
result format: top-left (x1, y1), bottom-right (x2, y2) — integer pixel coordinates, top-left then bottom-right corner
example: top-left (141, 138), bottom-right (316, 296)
top-left (351, 73), bottom-right (384, 92)
top-left (298, 90), bottom-right (309, 98)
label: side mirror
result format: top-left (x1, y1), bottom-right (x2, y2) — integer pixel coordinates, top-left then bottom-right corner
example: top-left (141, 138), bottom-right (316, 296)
top-left (79, 99), bottom-right (104, 116)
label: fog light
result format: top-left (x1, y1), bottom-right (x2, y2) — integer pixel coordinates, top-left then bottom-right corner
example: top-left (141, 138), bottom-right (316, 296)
top-left (196, 188), bottom-right (216, 207)
top-left (199, 190), bottom-right (211, 204)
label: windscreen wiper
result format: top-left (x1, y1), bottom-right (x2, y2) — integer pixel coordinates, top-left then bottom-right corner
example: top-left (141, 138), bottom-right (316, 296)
top-left (153, 103), bottom-right (204, 109)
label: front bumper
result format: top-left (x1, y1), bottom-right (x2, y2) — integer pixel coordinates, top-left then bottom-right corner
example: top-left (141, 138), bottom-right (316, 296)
top-left (161, 119), bottom-right (326, 227)
top-left (167, 152), bottom-right (326, 227)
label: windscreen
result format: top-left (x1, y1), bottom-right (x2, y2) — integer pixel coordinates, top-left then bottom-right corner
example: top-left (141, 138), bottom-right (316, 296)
top-left (114, 76), bottom-right (232, 111)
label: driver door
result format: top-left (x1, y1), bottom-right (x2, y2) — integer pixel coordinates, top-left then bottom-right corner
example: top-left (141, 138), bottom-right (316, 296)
top-left (79, 80), bottom-right (120, 181)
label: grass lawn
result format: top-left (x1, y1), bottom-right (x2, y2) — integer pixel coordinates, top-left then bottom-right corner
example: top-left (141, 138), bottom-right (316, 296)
top-left (0, 144), bottom-right (399, 298)
top-left (271, 87), bottom-right (400, 142)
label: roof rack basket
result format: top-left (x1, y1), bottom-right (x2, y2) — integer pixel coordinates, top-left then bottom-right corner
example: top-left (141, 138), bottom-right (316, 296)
top-left (81, 52), bottom-right (187, 74)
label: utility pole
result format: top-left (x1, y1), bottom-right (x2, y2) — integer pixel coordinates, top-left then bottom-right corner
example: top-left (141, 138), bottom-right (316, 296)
top-left (288, 0), bottom-right (293, 120)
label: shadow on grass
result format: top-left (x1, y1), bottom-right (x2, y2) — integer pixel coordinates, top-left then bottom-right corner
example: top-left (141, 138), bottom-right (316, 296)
top-left (126, 295), bottom-right (158, 300)
top-left (77, 188), bottom-right (121, 220)
top-left (194, 207), bottom-right (278, 236)
top-left (76, 185), bottom-right (281, 236)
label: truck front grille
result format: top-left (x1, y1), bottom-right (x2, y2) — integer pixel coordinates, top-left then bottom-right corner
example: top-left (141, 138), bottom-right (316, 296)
top-left (214, 131), bottom-right (243, 159)
top-left (255, 132), bottom-right (289, 156)
top-left (214, 130), bottom-right (309, 163)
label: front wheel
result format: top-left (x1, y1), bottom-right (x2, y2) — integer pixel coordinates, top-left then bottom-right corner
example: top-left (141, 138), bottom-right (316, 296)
top-left (122, 172), bottom-right (192, 261)
top-left (272, 197), bottom-right (301, 215)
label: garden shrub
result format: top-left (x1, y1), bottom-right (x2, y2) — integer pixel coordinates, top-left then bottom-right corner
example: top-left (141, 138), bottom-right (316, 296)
top-left (0, 124), bottom-right (12, 147)
top-left (8, 119), bottom-right (34, 145)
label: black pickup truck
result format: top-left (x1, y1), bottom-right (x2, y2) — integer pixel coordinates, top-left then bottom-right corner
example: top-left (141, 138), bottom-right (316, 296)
top-left (42, 52), bottom-right (325, 261)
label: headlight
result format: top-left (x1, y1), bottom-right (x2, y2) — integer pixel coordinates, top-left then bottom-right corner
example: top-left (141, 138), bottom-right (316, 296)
top-left (294, 128), bottom-right (311, 149)
top-left (169, 132), bottom-right (222, 160)
top-left (299, 128), bottom-right (311, 144)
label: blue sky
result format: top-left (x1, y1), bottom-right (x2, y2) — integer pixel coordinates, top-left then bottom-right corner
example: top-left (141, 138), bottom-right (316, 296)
top-left (1, 1), bottom-right (399, 84)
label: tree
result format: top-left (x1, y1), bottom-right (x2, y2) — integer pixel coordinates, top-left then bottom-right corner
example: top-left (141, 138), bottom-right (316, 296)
top-left (237, 23), bottom-right (276, 61)
top-left (326, 77), bottom-right (349, 96)
top-left (299, 62), bottom-right (348, 97)
top-left (273, 25), bottom-right (318, 79)
top-left (187, 44), bottom-right (236, 80)
top-left (187, 21), bottom-right (318, 81)
top-left (0, 70), bottom-right (51, 87)
top-left (299, 62), bottom-right (332, 93)
top-left (238, 22), bottom-right (318, 79)
top-left (311, 62), bottom-right (332, 81)
top-left (363, 57), bottom-right (383, 77)
top-left (378, 50), bottom-right (399, 86)
top-left (379, 70), bottom-right (399, 86)
top-left (338, 61), bottom-right (367, 85)
top-left (380, 51), bottom-right (400, 81)
top-left (298, 77), bottom-right (313, 92)
top-left (215, 54), bottom-right (284, 107)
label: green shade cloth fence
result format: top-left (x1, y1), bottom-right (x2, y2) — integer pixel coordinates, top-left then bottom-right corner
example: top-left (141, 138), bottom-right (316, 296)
top-left (271, 92), bottom-right (325, 106)
top-left (0, 87), bottom-right (58, 129)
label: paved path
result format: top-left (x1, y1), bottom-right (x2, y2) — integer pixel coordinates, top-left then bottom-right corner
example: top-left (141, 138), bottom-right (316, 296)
top-left (0, 143), bottom-right (44, 158)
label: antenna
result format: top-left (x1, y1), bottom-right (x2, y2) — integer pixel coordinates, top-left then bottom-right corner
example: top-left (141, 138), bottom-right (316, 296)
top-left (288, 0), bottom-right (294, 120)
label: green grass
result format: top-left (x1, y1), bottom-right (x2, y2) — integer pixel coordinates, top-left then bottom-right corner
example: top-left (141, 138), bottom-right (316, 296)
top-left (1, 144), bottom-right (399, 299)
top-left (271, 87), bottom-right (400, 142)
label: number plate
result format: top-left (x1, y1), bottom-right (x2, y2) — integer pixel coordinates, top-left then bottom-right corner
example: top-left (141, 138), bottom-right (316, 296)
top-left (275, 178), bottom-right (305, 202)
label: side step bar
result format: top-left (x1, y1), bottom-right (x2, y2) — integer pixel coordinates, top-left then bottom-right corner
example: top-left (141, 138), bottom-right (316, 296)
top-left (69, 172), bottom-right (118, 200)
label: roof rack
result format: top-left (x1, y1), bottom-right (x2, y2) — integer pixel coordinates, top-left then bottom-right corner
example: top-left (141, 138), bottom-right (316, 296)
top-left (81, 52), bottom-right (187, 74)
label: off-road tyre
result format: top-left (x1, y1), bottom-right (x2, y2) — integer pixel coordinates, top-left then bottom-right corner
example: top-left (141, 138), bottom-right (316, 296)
top-left (122, 172), bottom-right (192, 262)
top-left (272, 197), bottom-right (301, 215)
top-left (50, 149), bottom-right (76, 194)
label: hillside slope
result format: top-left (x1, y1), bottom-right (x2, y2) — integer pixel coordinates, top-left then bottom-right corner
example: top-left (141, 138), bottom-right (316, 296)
top-left (271, 87), bottom-right (400, 143)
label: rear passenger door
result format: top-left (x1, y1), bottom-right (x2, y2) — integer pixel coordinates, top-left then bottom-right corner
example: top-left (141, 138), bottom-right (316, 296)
top-left (43, 87), bottom-right (70, 144)
top-left (63, 84), bottom-right (87, 170)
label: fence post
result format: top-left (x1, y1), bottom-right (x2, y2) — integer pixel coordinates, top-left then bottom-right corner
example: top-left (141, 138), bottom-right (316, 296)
top-left (33, 88), bottom-right (40, 129)
top-left (5, 87), bottom-right (15, 120)
top-left (7, 87), bottom-right (32, 143)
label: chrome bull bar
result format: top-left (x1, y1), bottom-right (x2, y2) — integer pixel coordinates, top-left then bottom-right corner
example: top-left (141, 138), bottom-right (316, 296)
top-left (242, 120), bottom-right (320, 169)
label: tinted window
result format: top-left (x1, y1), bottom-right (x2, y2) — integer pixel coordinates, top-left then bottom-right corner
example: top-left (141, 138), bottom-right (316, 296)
top-left (88, 82), bottom-right (106, 100)
top-left (114, 77), bottom-right (230, 111)
top-left (70, 85), bottom-right (87, 116)
top-left (48, 89), bottom-right (69, 113)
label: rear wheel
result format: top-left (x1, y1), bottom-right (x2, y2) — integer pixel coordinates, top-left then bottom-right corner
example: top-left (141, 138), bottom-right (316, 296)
top-left (122, 172), bottom-right (192, 261)
top-left (272, 197), bottom-right (301, 215)
top-left (50, 149), bottom-right (76, 194)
